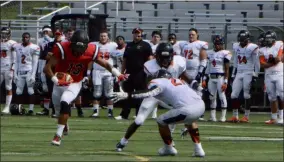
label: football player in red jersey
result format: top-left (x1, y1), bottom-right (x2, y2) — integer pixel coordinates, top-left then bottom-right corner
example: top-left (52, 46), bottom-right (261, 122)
top-left (44, 30), bottom-right (126, 146)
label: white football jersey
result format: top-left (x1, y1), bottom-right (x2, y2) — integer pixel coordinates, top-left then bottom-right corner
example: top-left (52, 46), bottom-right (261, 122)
top-left (38, 36), bottom-right (53, 52)
top-left (172, 41), bottom-right (186, 55)
top-left (148, 78), bottom-right (202, 108)
top-left (259, 41), bottom-right (283, 74)
top-left (144, 40), bottom-right (159, 55)
top-left (92, 42), bottom-right (118, 71)
top-left (111, 46), bottom-right (125, 72)
top-left (1, 40), bottom-right (17, 70)
top-left (13, 43), bottom-right (40, 71)
top-left (144, 55), bottom-right (186, 78)
top-left (180, 40), bottom-right (208, 70)
top-left (207, 50), bottom-right (232, 74)
top-left (233, 43), bottom-right (259, 71)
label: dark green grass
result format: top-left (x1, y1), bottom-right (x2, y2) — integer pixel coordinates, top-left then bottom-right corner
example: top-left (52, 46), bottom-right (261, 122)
top-left (1, 106), bottom-right (283, 161)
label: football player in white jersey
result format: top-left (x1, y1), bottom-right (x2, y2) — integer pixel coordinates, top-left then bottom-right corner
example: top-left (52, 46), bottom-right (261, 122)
top-left (144, 31), bottom-right (162, 119)
top-left (115, 43), bottom-right (204, 157)
top-left (259, 31), bottom-right (283, 125)
top-left (202, 35), bottom-right (232, 122)
top-left (168, 33), bottom-right (186, 55)
top-left (13, 32), bottom-right (40, 115)
top-left (228, 30), bottom-right (260, 123)
top-left (180, 28), bottom-right (208, 121)
top-left (90, 31), bottom-right (117, 118)
top-left (38, 25), bottom-right (53, 93)
top-left (113, 69), bottom-right (205, 157)
top-left (144, 30), bottom-right (162, 55)
top-left (0, 27), bottom-right (17, 114)
top-left (111, 35), bottom-right (126, 73)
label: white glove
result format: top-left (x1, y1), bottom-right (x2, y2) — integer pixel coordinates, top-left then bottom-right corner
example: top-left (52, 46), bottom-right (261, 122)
top-left (110, 92), bottom-right (129, 103)
top-left (82, 77), bottom-right (89, 89)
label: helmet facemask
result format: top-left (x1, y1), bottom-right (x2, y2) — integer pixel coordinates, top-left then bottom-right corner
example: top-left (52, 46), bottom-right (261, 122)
top-left (264, 34), bottom-right (275, 48)
top-left (156, 51), bottom-right (173, 68)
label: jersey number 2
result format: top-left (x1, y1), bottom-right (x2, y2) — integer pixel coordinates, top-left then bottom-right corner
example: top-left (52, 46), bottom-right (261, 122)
top-left (21, 55), bottom-right (26, 64)
top-left (67, 63), bottom-right (83, 76)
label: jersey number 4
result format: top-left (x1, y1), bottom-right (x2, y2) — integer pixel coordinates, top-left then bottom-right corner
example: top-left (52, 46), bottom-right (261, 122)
top-left (99, 52), bottom-right (110, 60)
top-left (67, 63), bottom-right (83, 76)
top-left (238, 55), bottom-right (247, 64)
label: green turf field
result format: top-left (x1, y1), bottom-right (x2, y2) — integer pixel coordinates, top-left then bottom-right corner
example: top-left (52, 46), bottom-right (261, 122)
top-left (1, 106), bottom-right (283, 161)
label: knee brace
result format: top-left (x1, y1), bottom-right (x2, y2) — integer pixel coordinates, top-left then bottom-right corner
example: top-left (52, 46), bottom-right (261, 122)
top-left (16, 87), bottom-right (23, 95)
top-left (27, 87), bottom-right (34, 95)
top-left (60, 101), bottom-right (70, 114)
top-left (134, 114), bottom-right (147, 126)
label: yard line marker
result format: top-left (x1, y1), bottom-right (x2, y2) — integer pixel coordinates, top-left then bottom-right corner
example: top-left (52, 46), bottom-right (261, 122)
top-left (1, 151), bottom-right (150, 161)
top-left (206, 136), bottom-right (283, 141)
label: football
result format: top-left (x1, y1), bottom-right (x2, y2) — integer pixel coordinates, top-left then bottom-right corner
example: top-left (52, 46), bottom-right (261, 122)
top-left (54, 72), bottom-right (74, 83)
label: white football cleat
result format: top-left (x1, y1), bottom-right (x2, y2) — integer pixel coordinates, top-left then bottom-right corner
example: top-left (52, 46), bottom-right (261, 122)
top-left (158, 144), bottom-right (178, 156)
top-left (51, 134), bottom-right (61, 146)
top-left (277, 119), bottom-right (283, 125)
top-left (219, 117), bottom-right (226, 122)
top-left (115, 115), bottom-right (123, 120)
top-left (208, 118), bottom-right (217, 122)
top-left (192, 143), bottom-right (205, 157)
top-left (91, 113), bottom-right (99, 118)
top-left (198, 117), bottom-right (205, 121)
top-left (1, 107), bottom-right (10, 115)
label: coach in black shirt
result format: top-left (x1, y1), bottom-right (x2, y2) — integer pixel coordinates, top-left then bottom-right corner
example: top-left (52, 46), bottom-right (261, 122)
top-left (115, 28), bottom-right (153, 120)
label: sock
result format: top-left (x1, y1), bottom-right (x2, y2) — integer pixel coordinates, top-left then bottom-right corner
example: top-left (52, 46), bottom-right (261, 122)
top-left (152, 107), bottom-right (157, 118)
top-left (271, 113), bottom-right (277, 120)
top-left (233, 109), bottom-right (238, 118)
top-left (210, 99), bottom-right (217, 109)
top-left (210, 109), bottom-right (216, 119)
top-left (120, 137), bottom-right (128, 145)
top-left (43, 98), bottom-right (50, 110)
top-left (64, 123), bottom-right (69, 131)
top-left (169, 124), bottom-right (176, 134)
top-left (56, 124), bottom-right (65, 137)
top-left (5, 95), bottom-right (12, 108)
top-left (278, 110), bottom-right (283, 119)
top-left (108, 105), bottom-right (113, 110)
top-left (76, 104), bottom-right (82, 111)
top-left (221, 109), bottom-right (227, 118)
top-left (93, 104), bottom-right (99, 114)
top-left (188, 128), bottom-right (200, 143)
top-left (159, 125), bottom-right (172, 145)
top-left (29, 104), bottom-right (34, 111)
top-left (194, 142), bottom-right (202, 149)
top-left (245, 109), bottom-right (250, 118)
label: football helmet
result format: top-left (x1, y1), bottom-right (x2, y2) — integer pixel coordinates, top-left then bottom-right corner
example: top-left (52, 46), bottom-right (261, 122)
top-left (10, 104), bottom-right (26, 115)
top-left (154, 69), bottom-right (172, 79)
top-left (237, 30), bottom-right (250, 47)
top-left (155, 43), bottom-right (174, 68)
top-left (257, 32), bottom-right (266, 47)
top-left (1, 27), bottom-right (11, 41)
top-left (264, 30), bottom-right (277, 47)
top-left (70, 30), bottom-right (89, 57)
top-left (212, 35), bottom-right (225, 51)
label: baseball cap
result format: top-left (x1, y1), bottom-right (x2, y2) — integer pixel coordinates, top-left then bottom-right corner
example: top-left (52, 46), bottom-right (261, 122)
top-left (55, 31), bottom-right (62, 35)
top-left (132, 28), bottom-right (143, 34)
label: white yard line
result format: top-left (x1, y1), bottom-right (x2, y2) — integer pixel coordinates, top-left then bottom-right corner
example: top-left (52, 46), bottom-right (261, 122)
top-left (1, 151), bottom-right (149, 161)
top-left (206, 136), bottom-right (283, 141)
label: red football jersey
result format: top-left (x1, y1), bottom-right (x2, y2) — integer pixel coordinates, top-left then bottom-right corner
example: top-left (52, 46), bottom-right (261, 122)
top-left (53, 42), bottom-right (99, 82)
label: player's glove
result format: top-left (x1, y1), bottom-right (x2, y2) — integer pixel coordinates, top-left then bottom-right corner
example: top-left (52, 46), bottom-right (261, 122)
top-left (221, 83), bottom-right (228, 92)
top-left (82, 77), bottom-right (89, 89)
top-left (180, 128), bottom-right (188, 139)
top-left (110, 92), bottom-right (129, 103)
top-left (117, 74), bottom-right (129, 82)
top-left (195, 72), bottom-right (202, 83)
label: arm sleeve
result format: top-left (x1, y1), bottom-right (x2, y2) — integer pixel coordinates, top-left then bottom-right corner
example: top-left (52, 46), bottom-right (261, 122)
top-left (252, 48), bottom-right (260, 76)
top-left (31, 46), bottom-right (40, 77)
top-left (131, 85), bottom-right (163, 99)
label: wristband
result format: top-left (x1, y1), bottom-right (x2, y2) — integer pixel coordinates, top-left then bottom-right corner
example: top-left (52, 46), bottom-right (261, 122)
top-left (51, 76), bottom-right (59, 84)
top-left (111, 67), bottom-right (121, 77)
top-left (87, 70), bottom-right (91, 76)
top-left (224, 79), bottom-right (228, 84)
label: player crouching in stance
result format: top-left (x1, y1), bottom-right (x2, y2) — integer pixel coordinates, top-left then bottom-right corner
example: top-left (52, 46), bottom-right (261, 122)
top-left (259, 31), bottom-right (283, 125)
top-left (112, 69), bottom-right (205, 157)
top-left (202, 35), bottom-right (232, 122)
top-left (44, 30), bottom-right (126, 146)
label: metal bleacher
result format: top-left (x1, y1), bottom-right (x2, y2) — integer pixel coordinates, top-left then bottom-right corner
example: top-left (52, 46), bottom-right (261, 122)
top-left (1, 0), bottom-right (283, 49)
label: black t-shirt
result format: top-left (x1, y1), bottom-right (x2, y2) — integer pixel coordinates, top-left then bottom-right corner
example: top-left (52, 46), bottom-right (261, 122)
top-left (123, 40), bottom-right (152, 74)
